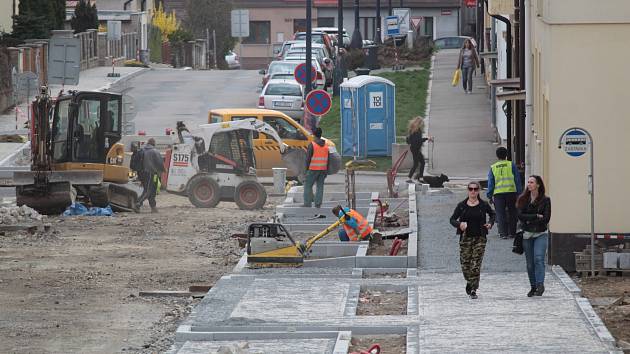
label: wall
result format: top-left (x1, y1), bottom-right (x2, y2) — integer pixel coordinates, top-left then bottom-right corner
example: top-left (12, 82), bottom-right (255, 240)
top-left (532, 0), bottom-right (630, 235)
top-left (235, 7), bottom-right (316, 69)
top-left (494, 18), bottom-right (508, 141)
top-left (0, 0), bottom-right (17, 33)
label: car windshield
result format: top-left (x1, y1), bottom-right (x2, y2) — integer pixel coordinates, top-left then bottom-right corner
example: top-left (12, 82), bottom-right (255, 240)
top-left (269, 62), bottom-right (298, 74)
top-left (295, 33), bottom-right (324, 44)
top-left (265, 84), bottom-right (302, 96)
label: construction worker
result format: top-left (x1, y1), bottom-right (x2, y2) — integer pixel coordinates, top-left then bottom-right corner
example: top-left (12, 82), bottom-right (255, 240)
top-left (135, 138), bottom-right (165, 213)
top-left (487, 147), bottom-right (522, 239)
top-left (332, 205), bottom-right (373, 241)
top-left (303, 127), bottom-right (328, 208)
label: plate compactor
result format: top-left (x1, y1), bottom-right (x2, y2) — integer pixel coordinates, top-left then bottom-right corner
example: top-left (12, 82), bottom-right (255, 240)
top-left (244, 216), bottom-right (347, 267)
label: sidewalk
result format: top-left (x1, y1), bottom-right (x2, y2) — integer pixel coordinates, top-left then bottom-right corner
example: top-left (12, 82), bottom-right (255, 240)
top-left (426, 49), bottom-right (496, 180)
top-left (0, 66), bottom-right (147, 134)
top-left (0, 66), bottom-right (147, 162)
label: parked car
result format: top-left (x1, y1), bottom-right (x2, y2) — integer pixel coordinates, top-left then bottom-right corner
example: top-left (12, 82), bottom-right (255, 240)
top-left (225, 50), bottom-right (240, 69)
top-left (433, 36), bottom-right (477, 49)
top-left (283, 56), bottom-right (327, 89)
top-left (259, 61), bottom-right (302, 87)
top-left (258, 79), bottom-right (304, 120)
top-left (284, 42), bottom-right (331, 64)
top-left (313, 27), bottom-right (349, 48)
top-left (276, 40), bottom-right (302, 59)
top-left (293, 31), bottom-right (334, 56)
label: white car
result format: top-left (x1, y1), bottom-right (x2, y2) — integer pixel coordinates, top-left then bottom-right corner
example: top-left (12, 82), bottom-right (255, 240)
top-left (225, 51), bottom-right (240, 69)
top-left (258, 79), bottom-right (304, 121)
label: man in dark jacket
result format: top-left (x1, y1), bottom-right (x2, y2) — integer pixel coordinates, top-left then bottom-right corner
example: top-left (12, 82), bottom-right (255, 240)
top-left (303, 128), bottom-right (328, 208)
top-left (135, 138), bottom-right (165, 213)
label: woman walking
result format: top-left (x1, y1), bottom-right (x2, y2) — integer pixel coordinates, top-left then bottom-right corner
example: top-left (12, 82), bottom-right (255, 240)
top-left (517, 175), bottom-right (551, 297)
top-left (450, 181), bottom-right (495, 299)
top-left (456, 39), bottom-right (480, 94)
top-left (406, 116), bottom-right (433, 183)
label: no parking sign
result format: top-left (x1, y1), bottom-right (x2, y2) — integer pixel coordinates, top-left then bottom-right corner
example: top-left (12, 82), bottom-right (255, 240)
top-left (305, 89), bottom-right (332, 116)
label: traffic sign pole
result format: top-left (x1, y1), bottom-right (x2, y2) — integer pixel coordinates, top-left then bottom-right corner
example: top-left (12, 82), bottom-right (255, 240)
top-left (305, 0), bottom-right (313, 95)
top-left (558, 127), bottom-right (595, 276)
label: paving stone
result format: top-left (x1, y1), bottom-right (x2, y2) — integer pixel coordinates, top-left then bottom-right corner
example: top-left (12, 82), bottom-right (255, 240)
top-left (176, 339), bottom-right (334, 354)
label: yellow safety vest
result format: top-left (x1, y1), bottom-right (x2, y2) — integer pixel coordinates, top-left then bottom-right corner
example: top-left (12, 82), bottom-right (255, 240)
top-left (491, 160), bottom-right (517, 195)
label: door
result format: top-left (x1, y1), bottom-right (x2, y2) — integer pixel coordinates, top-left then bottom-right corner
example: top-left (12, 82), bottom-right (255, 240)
top-left (365, 83), bottom-right (388, 156)
top-left (72, 94), bottom-right (105, 163)
top-left (261, 115), bottom-right (309, 172)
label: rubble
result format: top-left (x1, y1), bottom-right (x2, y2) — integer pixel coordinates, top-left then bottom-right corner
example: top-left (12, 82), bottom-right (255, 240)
top-left (0, 205), bottom-right (43, 225)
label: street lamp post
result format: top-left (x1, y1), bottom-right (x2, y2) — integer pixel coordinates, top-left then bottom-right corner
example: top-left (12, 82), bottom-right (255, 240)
top-left (305, 0), bottom-right (313, 95)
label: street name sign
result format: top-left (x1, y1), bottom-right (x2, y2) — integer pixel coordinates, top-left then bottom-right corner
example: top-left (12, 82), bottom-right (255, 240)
top-left (386, 16), bottom-right (400, 37)
top-left (305, 89), bottom-right (332, 116)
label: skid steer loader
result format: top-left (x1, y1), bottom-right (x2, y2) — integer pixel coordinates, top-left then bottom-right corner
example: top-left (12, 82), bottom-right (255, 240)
top-left (14, 87), bottom-right (139, 214)
top-left (166, 119), bottom-right (299, 210)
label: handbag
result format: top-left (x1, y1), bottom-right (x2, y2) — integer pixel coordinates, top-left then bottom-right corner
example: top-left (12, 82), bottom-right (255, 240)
top-left (451, 69), bottom-right (461, 86)
top-left (512, 231), bottom-right (524, 255)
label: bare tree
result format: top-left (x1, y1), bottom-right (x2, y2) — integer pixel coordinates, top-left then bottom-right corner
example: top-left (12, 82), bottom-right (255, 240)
top-left (184, 0), bottom-right (236, 68)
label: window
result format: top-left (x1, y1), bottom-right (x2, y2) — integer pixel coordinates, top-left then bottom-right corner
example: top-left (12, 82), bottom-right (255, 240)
top-left (75, 98), bottom-right (102, 161)
top-left (293, 19), bottom-right (307, 33)
top-left (231, 116), bottom-right (259, 138)
top-left (106, 98), bottom-right (120, 133)
top-left (210, 114), bottom-right (223, 123)
top-left (243, 21), bottom-right (270, 44)
top-left (265, 83), bottom-right (302, 97)
top-left (263, 116), bottom-right (305, 140)
top-left (52, 99), bottom-right (70, 161)
top-left (317, 17), bottom-right (335, 27)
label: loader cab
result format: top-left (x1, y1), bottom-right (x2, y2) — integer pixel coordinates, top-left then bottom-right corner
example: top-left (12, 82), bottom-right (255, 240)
top-left (51, 92), bottom-right (123, 164)
top-left (199, 129), bottom-right (257, 175)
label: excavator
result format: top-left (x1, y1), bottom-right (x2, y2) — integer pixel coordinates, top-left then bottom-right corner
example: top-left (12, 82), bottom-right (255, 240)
top-left (14, 87), bottom-right (139, 214)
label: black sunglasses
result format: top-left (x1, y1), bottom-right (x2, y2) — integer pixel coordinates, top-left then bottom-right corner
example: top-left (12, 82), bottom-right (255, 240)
top-left (468, 187), bottom-right (479, 191)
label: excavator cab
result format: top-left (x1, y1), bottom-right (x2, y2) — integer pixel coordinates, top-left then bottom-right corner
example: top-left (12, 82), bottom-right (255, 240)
top-left (51, 91), bottom-right (126, 181)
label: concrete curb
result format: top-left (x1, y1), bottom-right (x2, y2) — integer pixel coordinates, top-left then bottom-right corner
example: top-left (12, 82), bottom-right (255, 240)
top-left (552, 266), bottom-right (621, 352)
top-left (98, 67), bottom-right (149, 92)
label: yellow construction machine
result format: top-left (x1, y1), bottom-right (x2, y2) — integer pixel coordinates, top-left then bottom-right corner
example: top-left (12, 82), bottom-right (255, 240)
top-left (244, 215), bottom-right (349, 267)
top-left (14, 88), bottom-right (139, 214)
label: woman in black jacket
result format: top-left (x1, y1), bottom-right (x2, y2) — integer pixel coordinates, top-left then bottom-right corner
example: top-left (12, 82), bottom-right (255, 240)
top-left (406, 116), bottom-right (433, 183)
top-left (516, 175), bottom-right (551, 297)
top-left (450, 181), bottom-right (496, 299)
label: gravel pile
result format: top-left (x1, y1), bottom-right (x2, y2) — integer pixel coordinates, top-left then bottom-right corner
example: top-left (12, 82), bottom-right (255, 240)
top-left (0, 205), bottom-right (43, 225)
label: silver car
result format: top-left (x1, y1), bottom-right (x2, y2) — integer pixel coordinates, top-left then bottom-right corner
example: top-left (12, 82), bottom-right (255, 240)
top-left (224, 50), bottom-right (240, 69)
top-left (258, 79), bottom-right (304, 120)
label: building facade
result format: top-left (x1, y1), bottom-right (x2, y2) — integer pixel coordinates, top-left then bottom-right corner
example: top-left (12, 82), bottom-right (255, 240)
top-left (0, 0), bottom-right (19, 33)
top-left (232, 0), bottom-right (462, 69)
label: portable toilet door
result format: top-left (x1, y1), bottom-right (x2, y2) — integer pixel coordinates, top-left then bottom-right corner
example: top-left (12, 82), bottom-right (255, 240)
top-left (340, 84), bottom-right (360, 157)
top-left (362, 77), bottom-right (395, 156)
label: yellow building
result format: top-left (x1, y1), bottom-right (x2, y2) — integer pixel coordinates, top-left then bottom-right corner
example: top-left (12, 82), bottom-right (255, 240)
top-left (529, 0), bottom-right (630, 268)
top-left (0, 0), bottom-right (18, 33)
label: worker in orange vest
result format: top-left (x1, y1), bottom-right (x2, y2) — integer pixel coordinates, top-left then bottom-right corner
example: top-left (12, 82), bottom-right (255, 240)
top-left (332, 205), bottom-right (373, 241)
top-left (303, 127), bottom-right (329, 208)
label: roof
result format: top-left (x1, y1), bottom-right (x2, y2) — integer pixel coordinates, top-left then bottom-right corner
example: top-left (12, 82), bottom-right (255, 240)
top-left (266, 79), bottom-right (301, 85)
top-left (210, 108), bottom-right (292, 116)
top-left (340, 75), bottom-right (395, 88)
top-left (233, 0), bottom-right (460, 8)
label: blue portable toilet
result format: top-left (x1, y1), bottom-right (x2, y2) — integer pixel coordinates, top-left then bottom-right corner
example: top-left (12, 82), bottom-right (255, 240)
top-left (339, 76), bottom-right (396, 157)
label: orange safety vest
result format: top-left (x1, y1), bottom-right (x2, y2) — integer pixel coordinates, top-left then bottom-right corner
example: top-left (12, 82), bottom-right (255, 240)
top-left (308, 142), bottom-right (329, 171)
top-left (342, 209), bottom-right (373, 241)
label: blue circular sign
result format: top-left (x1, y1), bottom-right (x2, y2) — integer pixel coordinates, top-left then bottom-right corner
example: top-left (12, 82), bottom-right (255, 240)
top-left (560, 128), bottom-right (590, 157)
top-left (294, 63), bottom-right (317, 86)
top-left (305, 90), bottom-right (332, 116)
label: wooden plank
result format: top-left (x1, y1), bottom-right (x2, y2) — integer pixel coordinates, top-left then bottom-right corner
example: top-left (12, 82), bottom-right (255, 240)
top-left (139, 290), bottom-right (192, 298)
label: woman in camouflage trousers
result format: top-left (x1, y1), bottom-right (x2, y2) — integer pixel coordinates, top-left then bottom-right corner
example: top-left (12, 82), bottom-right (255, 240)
top-left (450, 181), bottom-right (496, 299)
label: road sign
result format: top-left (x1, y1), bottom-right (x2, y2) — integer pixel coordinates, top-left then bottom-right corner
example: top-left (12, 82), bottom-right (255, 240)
top-left (386, 16), bottom-right (400, 37)
top-left (107, 21), bottom-right (122, 41)
top-left (305, 89), bottom-right (332, 116)
top-left (231, 9), bottom-right (250, 38)
top-left (560, 128), bottom-right (590, 157)
top-left (48, 31), bottom-right (81, 86)
top-left (294, 63), bottom-right (317, 86)
top-left (393, 8), bottom-right (410, 34)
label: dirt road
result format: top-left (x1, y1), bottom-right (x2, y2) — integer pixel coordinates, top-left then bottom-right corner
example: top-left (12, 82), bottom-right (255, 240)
top-left (0, 193), bottom-right (278, 354)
